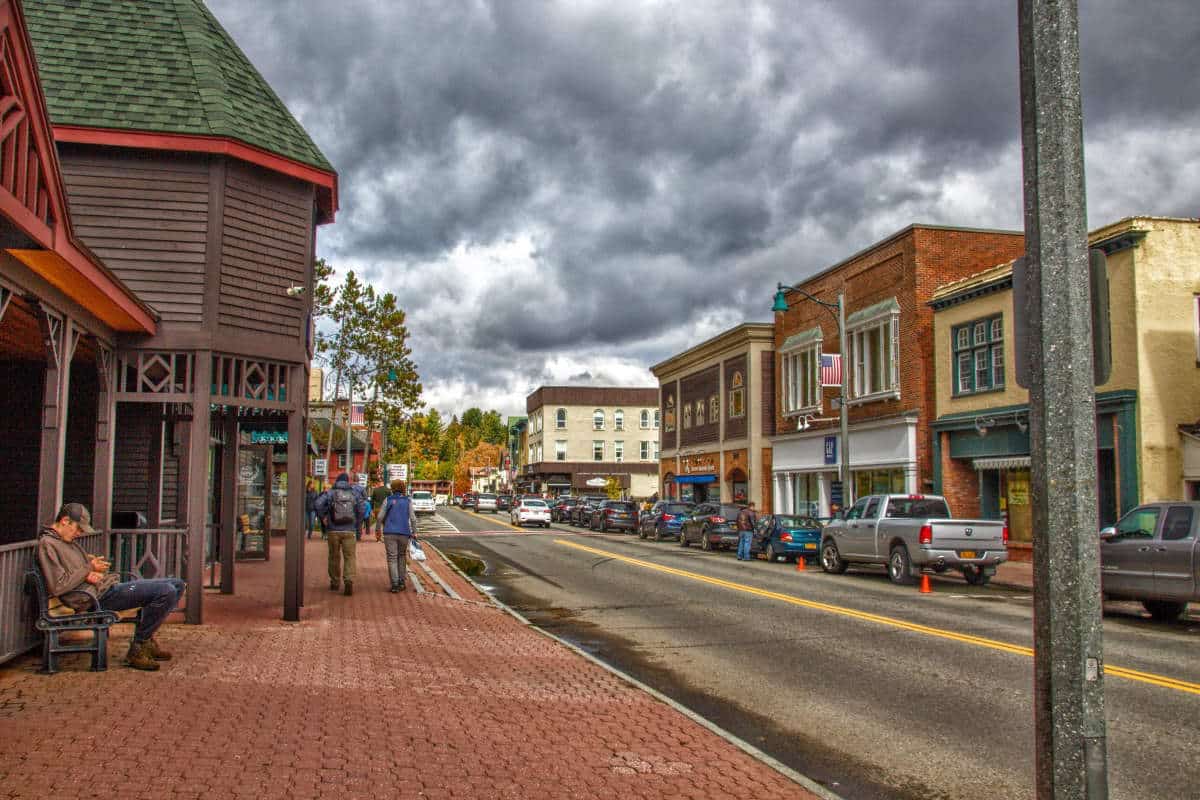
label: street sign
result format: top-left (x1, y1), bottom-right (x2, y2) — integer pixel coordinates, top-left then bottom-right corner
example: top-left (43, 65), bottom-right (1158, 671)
top-left (357, 473), bottom-right (368, 487)
top-left (388, 463), bottom-right (408, 482)
top-left (313, 459), bottom-right (328, 478)
top-left (823, 436), bottom-right (837, 465)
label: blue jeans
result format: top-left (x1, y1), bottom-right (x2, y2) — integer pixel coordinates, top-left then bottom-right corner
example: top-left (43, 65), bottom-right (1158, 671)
top-left (306, 511), bottom-right (317, 538)
top-left (100, 578), bottom-right (185, 643)
top-left (737, 531), bottom-right (753, 560)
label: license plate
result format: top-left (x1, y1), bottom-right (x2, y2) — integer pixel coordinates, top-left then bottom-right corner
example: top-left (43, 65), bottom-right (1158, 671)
top-left (804, 543), bottom-right (817, 550)
top-left (959, 550), bottom-right (977, 559)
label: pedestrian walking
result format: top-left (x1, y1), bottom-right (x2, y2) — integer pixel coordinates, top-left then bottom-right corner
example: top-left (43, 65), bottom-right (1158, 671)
top-left (37, 503), bottom-right (185, 671)
top-left (370, 477), bottom-right (390, 538)
top-left (376, 479), bottom-right (417, 593)
top-left (305, 480), bottom-right (319, 539)
top-left (315, 472), bottom-right (366, 596)
top-left (736, 501), bottom-right (757, 561)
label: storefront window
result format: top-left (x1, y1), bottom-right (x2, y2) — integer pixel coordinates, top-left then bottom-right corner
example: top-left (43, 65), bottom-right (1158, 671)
top-left (1005, 468), bottom-right (1031, 543)
top-left (854, 468), bottom-right (906, 498)
top-left (237, 448), bottom-right (267, 555)
top-left (793, 473), bottom-right (821, 517)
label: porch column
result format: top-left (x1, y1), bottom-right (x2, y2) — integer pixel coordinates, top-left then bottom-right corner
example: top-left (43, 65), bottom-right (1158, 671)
top-left (784, 473), bottom-right (796, 514)
top-left (178, 351), bottom-right (212, 625)
top-left (219, 412), bottom-right (238, 593)
top-left (284, 366), bottom-right (306, 621)
top-left (35, 306), bottom-right (78, 525)
top-left (92, 343), bottom-right (116, 529)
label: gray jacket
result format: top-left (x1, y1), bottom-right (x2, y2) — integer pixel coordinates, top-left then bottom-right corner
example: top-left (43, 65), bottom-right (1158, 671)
top-left (36, 528), bottom-right (118, 610)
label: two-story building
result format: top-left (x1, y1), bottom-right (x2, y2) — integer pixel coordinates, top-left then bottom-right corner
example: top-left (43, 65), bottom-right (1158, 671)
top-left (523, 386), bottom-right (659, 497)
top-left (931, 217), bottom-right (1200, 558)
top-left (652, 323), bottom-right (775, 506)
top-left (770, 225), bottom-right (1026, 516)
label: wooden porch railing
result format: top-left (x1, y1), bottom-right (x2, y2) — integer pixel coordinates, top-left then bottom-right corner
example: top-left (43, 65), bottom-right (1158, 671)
top-left (0, 529), bottom-right (186, 666)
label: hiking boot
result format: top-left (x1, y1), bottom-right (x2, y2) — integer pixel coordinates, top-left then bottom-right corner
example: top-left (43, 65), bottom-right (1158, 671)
top-left (125, 641), bottom-right (160, 671)
top-left (390, 583), bottom-right (401, 593)
top-left (330, 579), bottom-right (340, 591)
top-left (144, 637), bottom-right (173, 661)
top-left (343, 581), bottom-right (353, 596)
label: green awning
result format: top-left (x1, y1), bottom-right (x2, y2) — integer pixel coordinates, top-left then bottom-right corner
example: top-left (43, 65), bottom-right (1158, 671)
top-left (780, 326), bottom-right (823, 352)
top-left (846, 297), bottom-right (900, 327)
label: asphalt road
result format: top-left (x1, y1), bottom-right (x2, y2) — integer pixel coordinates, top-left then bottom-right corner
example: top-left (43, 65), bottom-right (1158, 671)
top-left (426, 505), bottom-right (1200, 800)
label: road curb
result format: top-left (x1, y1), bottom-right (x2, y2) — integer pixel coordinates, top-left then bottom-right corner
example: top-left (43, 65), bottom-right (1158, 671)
top-left (424, 538), bottom-right (846, 800)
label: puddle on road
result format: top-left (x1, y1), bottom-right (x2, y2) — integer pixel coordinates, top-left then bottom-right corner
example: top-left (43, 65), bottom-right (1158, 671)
top-left (443, 550), bottom-right (487, 577)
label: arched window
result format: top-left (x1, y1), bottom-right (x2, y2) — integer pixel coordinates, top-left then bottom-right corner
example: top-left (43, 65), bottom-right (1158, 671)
top-left (682, 404), bottom-right (692, 429)
top-left (614, 409), bottom-right (625, 430)
top-left (695, 399), bottom-right (705, 427)
top-left (556, 408), bottom-right (567, 429)
top-left (640, 409), bottom-right (650, 428)
top-left (593, 409), bottom-right (605, 430)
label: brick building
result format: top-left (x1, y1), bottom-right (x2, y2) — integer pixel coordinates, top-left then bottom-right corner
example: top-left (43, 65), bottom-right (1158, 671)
top-left (770, 225), bottom-right (1025, 516)
top-left (652, 323), bottom-right (775, 506)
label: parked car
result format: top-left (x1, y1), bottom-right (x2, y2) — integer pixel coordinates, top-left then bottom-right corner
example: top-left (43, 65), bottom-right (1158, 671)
top-left (571, 495), bottom-right (608, 526)
top-left (496, 494), bottom-right (513, 512)
top-left (638, 501), bottom-right (695, 541)
top-left (752, 514), bottom-right (823, 563)
top-left (551, 497), bottom-right (578, 523)
top-left (1100, 501), bottom-right (1198, 621)
top-left (411, 490), bottom-right (436, 516)
top-left (820, 494), bottom-right (1008, 585)
top-left (452, 494), bottom-right (463, 506)
top-left (679, 503), bottom-right (744, 551)
top-left (475, 493), bottom-right (498, 513)
top-left (589, 500), bottom-right (638, 532)
top-left (512, 498), bottom-right (552, 528)
top-left (460, 493), bottom-right (477, 510)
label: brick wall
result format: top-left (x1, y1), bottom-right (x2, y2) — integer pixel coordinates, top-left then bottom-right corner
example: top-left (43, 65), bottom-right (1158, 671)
top-left (774, 226), bottom-right (1025, 487)
top-left (760, 447), bottom-right (773, 510)
top-left (679, 366), bottom-right (719, 447)
top-left (938, 431), bottom-right (981, 517)
top-left (760, 351), bottom-right (775, 438)
top-left (661, 381), bottom-right (678, 451)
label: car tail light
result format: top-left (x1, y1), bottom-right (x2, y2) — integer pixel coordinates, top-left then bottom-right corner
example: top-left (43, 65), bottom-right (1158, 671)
top-left (919, 524), bottom-right (932, 545)
top-left (781, 532), bottom-right (793, 543)
top-left (605, 508), bottom-right (614, 516)
top-left (710, 516), bottom-right (725, 524)
top-left (1002, 525), bottom-right (1009, 544)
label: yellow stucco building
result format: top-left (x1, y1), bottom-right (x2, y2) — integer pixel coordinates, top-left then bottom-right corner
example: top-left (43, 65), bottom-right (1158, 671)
top-left (930, 217), bottom-right (1200, 559)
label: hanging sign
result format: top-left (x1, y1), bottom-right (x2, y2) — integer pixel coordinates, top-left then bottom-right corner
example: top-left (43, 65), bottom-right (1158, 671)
top-left (313, 459), bottom-right (328, 478)
top-left (388, 463), bottom-right (408, 482)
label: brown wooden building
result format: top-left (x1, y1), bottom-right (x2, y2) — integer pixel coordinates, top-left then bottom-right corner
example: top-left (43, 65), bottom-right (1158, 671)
top-left (0, 0), bottom-right (338, 636)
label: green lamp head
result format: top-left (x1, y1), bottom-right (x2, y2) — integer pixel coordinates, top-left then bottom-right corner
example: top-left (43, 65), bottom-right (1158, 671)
top-left (771, 286), bottom-right (789, 313)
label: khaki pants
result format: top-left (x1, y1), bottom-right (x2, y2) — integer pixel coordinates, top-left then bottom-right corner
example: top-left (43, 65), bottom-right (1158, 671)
top-left (327, 532), bottom-right (357, 584)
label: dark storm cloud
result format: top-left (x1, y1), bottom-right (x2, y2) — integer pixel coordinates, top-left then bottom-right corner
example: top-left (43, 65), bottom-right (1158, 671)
top-left (208, 0), bottom-right (1200, 415)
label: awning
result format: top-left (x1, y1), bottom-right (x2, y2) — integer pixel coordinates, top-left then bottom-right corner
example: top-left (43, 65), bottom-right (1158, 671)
top-left (674, 474), bottom-right (717, 484)
top-left (546, 481), bottom-right (571, 487)
top-left (973, 456), bottom-right (1031, 471)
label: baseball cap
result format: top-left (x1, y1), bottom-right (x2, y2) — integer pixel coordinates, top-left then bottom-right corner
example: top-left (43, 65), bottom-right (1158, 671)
top-left (56, 503), bottom-right (95, 533)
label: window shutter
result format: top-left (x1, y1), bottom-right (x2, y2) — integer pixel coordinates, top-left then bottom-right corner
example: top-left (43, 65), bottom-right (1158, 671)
top-left (889, 315), bottom-right (900, 391)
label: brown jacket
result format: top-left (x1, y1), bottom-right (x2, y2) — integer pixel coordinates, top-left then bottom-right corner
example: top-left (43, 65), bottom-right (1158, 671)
top-left (36, 527), bottom-right (118, 611)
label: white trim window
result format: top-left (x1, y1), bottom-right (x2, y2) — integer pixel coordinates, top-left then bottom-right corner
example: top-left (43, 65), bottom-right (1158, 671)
top-left (593, 409), bottom-right (605, 430)
top-left (847, 309), bottom-right (900, 401)
top-left (337, 453), bottom-right (348, 469)
top-left (653, 409), bottom-right (660, 429)
top-left (639, 441), bottom-right (650, 460)
top-left (535, 444), bottom-right (543, 462)
top-left (555, 440), bottom-right (567, 461)
top-left (614, 409), bottom-right (624, 430)
top-left (614, 441), bottom-right (624, 463)
top-left (640, 409), bottom-right (650, 429)
top-left (782, 344), bottom-right (822, 414)
top-left (556, 408), bottom-right (567, 429)
top-left (592, 440), bottom-right (604, 461)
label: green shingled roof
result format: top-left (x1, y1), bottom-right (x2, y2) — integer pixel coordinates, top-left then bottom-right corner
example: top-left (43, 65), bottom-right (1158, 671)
top-left (24, 0), bottom-right (333, 173)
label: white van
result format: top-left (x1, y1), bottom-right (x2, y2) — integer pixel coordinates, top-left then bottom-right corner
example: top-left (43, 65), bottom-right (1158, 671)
top-left (411, 490), bottom-right (436, 516)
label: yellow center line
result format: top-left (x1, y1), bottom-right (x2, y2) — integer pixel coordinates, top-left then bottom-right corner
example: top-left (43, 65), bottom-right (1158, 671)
top-left (554, 538), bottom-right (1200, 696)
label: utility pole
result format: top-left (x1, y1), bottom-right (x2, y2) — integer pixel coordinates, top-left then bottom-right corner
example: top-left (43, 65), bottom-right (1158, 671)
top-left (1018, 1), bottom-right (1108, 797)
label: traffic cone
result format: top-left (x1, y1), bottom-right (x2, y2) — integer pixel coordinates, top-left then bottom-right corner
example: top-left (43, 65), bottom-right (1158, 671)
top-left (795, 556), bottom-right (806, 572)
top-left (919, 573), bottom-right (932, 594)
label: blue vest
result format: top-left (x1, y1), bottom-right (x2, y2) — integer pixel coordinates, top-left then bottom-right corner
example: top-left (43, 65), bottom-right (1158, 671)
top-left (381, 494), bottom-right (413, 536)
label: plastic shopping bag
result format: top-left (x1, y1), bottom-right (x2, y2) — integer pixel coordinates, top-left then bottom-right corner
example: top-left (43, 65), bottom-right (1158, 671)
top-left (408, 539), bottom-right (427, 562)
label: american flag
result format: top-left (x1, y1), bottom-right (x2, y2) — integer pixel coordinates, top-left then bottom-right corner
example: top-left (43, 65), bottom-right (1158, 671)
top-left (350, 404), bottom-right (365, 426)
top-left (821, 354), bottom-right (842, 387)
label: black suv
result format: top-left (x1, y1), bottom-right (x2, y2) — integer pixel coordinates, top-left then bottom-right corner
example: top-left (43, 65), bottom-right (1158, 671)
top-left (551, 497), bottom-right (577, 523)
top-left (589, 500), bottom-right (638, 532)
top-left (679, 503), bottom-right (744, 551)
top-left (571, 495), bottom-right (608, 526)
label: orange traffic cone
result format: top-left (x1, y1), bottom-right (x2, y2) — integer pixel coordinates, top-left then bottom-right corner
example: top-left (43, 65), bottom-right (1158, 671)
top-left (919, 573), bottom-right (932, 594)
top-left (795, 556), bottom-right (806, 572)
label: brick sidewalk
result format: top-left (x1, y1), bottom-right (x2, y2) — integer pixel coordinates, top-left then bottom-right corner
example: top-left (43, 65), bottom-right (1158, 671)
top-left (0, 537), bottom-right (823, 800)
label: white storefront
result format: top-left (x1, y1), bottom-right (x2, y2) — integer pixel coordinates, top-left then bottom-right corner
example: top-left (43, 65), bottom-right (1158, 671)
top-left (771, 414), bottom-right (919, 516)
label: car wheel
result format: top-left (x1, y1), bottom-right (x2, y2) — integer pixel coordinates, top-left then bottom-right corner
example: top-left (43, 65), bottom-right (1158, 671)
top-left (638, 526), bottom-right (647, 540)
top-left (653, 524), bottom-right (663, 542)
top-left (701, 530), bottom-right (714, 552)
top-left (766, 542), bottom-right (779, 563)
top-left (961, 565), bottom-right (991, 586)
top-left (679, 529), bottom-right (689, 547)
top-left (888, 544), bottom-right (915, 585)
top-left (1143, 600), bottom-right (1187, 621)
top-left (820, 539), bottom-right (848, 574)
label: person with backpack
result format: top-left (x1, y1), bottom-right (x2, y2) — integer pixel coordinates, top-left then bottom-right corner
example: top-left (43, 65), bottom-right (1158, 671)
top-left (376, 479), bottom-right (418, 592)
top-left (315, 472), bottom-right (366, 596)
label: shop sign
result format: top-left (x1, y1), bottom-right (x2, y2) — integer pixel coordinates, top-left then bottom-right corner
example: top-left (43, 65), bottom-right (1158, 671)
top-left (682, 455), bottom-right (717, 474)
top-left (388, 463), bottom-right (408, 481)
top-left (250, 430), bottom-right (288, 444)
top-left (313, 459), bottom-right (328, 478)
top-left (585, 477), bottom-right (608, 487)
top-left (824, 436), bottom-right (837, 465)
top-left (357, 473), bottom-right (368, 487)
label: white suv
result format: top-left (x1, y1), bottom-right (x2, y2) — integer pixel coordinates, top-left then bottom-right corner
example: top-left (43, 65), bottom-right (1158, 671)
top-left (411, 490), bottom-right (436, 516)
top-left (475, 493), bottom-right (498, 513)
top-left (512, 499), bottom-right (551, 528)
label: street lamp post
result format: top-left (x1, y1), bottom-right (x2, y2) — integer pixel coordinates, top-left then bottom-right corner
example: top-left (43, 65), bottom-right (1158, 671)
top-left (773, 283), bottom-right (851, 514)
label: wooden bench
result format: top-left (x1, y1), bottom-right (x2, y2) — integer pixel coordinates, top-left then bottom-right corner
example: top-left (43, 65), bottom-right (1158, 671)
top-left (25, 564), bottom-right (119, 674)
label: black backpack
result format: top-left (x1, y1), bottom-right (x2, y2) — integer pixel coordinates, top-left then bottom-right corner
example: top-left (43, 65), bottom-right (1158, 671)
top-left (330, 488), bottom-right (356, 525)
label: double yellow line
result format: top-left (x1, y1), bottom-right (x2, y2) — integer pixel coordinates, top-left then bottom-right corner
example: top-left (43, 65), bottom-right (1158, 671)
top-left (556, 538), bottom-right (1200, 697)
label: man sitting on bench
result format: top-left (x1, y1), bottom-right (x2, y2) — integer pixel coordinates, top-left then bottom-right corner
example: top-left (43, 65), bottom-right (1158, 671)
top-left (37, 503), bottom-right (185, 671)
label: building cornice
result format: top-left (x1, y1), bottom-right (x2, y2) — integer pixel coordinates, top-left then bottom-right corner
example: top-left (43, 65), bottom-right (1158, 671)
top-left (650, 322), bottom-right (774, 377)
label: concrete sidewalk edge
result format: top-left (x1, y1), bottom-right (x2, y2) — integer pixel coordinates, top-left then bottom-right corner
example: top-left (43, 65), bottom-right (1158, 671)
top-left (425, 539), bottom-right (846, 800)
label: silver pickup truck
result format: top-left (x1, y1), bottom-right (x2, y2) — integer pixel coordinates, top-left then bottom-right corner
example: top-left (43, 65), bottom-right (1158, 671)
top-left (1100, 501), bottom-right (1198, 621)
top-left (820, 494), bottom-right (1008, 585)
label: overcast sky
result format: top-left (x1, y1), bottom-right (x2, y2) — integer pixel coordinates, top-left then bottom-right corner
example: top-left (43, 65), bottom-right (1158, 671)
top-left (207, 0), bottom-right (1200, 420)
